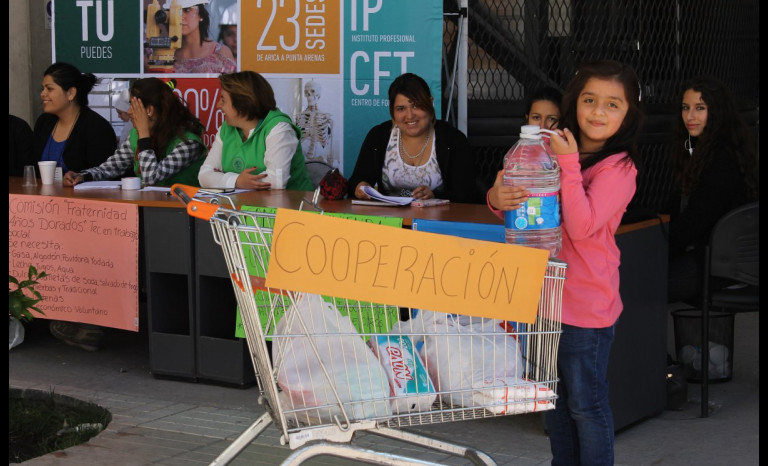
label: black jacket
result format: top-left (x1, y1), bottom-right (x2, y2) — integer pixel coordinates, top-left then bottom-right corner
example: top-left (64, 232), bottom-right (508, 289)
top-left (31, 107), bottom-right (117, 173)
top-left (347, 120), bottom-right (483, 204)
top-left (10, 114), bottom-right (34, 177)
top-left (668, 145), bottom-right (753, 257)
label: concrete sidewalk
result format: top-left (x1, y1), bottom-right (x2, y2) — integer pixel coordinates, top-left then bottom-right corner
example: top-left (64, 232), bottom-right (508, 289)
top-left (9, 310), bottom-right (759, 465)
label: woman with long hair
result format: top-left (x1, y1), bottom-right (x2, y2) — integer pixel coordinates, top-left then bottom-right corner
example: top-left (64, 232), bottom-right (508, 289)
top-left (173, 0), bottom-right (236, 73)
top-left (63, 78), bottom-right (206, 187)
top-left (667, 75), bottom-right (759, 304)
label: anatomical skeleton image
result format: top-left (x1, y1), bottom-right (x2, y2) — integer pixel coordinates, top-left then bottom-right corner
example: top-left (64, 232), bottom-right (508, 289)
top-left (294, 80), bottom-right (336, 168)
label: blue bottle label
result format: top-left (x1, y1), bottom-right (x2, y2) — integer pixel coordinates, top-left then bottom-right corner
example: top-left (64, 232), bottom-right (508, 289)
top-left (504, 192), bottom-right (560, 230)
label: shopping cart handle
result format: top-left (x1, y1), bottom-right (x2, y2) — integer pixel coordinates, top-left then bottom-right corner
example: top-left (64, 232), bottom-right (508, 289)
top-left (170, 183), bottom-right (222, 221)
top-left (171, 184), bottom-right (200, 204)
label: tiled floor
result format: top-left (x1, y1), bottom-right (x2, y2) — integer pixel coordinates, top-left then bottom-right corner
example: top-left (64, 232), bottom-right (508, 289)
top-left (9, 309), bottom-right (758, 465)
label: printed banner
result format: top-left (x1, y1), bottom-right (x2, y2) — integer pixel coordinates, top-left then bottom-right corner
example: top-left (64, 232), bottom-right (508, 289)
top-left (52, 0), bottom-right (444, 177)
top-left (343, 0), bottom-right (443, 172)
top-left (172, 78), bottom-right (226, 149)
top-left (241, 0), bottom-right (341, 74)
top-left (9, 195), bottom-right (140, 331)
top-left (53, 0), bottom-right (141, 73)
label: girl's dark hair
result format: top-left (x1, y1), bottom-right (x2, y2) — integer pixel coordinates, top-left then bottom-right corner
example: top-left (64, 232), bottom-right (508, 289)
top-left (673, 75), bottom-right (759, 198)
top-left (43, 62), bottom-right (97, 108)
top-left (196, 4), bottom-right (211, 46)
top-left (525, 86), bottom-right (563, 115)
top-left (130, 78), bottom-right (203, 154)
top-left (218, 71), bottom-right (277, 121)
top-left (560, 60), bottom-right (643, 171)
top-left (388, 73), bottom-right (436, 123)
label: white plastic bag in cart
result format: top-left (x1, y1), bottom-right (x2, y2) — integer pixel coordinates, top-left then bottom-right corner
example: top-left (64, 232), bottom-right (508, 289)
top-left (274, 293), bottom-right (392, 424)
top-left (392, 311), bottom-right (537, 411)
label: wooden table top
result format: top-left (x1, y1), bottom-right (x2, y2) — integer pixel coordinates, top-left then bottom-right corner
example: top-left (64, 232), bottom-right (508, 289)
top-left (9, 176), bottom-right (666, 232)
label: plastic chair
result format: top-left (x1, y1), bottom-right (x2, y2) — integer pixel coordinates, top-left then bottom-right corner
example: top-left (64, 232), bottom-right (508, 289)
top-left (700, 201), bottom-right (759, 417)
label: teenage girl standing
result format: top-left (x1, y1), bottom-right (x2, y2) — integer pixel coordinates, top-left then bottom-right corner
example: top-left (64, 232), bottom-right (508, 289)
top-left (488, 60), bottom-right (644, 465)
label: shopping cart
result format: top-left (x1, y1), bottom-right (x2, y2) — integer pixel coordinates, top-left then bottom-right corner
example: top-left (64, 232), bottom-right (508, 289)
top-left (172, 185), bottom-right (565, 466)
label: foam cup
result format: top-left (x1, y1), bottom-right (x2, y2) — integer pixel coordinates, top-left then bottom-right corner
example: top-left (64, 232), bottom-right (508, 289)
top-left (38, 161), bottom-right (57, 185)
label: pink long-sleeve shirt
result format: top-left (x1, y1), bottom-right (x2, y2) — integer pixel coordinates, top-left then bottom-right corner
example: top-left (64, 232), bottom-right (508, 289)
top-left (491, 151), bottom-right (637, 328)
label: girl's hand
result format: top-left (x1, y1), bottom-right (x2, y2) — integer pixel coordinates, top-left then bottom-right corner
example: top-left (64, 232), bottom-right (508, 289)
top-left (235, 167), bottom-right (271, 190)
top-left (130, 97), bottom-right (151, 138)
top-left (411, 185), bottom-right (434, 200)
top-left (488, 170), bottom-right (529, 211)
top-left (62, 171), bottom-right (83, 187)
top-left (354, 182), bottom-right (372, 199)
top-left (548, 128), bottom-right (578, 155)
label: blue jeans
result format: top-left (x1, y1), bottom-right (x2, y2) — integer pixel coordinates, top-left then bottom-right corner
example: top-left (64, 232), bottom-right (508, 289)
top-left (545, 323), bottom-right (616, 466)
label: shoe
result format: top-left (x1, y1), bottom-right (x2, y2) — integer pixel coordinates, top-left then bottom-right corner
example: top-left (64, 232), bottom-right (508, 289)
top-left (49, 321), bottom-right (104, 352)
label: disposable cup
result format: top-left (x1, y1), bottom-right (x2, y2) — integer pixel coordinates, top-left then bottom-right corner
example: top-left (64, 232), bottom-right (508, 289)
top-left (38, 161), bottom-right (57, 185)
top-left (23, 165), bottom-right (37, 186)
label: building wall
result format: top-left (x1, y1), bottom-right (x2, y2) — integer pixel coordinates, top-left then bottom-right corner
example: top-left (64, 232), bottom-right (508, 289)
top-left (9, 0), bottom-right (52, 126)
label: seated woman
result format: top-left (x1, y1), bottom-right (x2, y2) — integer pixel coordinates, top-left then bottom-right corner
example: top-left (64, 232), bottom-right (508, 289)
top-left (62, 78), bottom-right (206, 187)
top-left (198, 71), bottom-right (313, 191)
top-left (348, 73), bottom-right (483, 204)
top-left (32, 62), bottom-right (116, 174)
top-left (666, 75), bottom-right (759, 305)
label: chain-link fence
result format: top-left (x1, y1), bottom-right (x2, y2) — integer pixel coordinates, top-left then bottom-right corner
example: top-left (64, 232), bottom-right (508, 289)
top-left (443, 0), bottom-right (759, 212)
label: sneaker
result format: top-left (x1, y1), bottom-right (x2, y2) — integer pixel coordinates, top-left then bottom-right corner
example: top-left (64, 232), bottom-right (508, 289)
top-left (49, 321), bottom-right (104, 352)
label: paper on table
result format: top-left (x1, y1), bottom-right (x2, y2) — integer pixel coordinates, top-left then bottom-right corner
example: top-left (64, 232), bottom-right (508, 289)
top-left (351, 199), bottom-right (406, 207)
top-left (74, 181), bottom-right (122, 190)
top-left (361, 186), bottom-right (413, 205)
top-left (195, 188), bottom-right (252, 196)
top-left (141, 186), bottom-right (171, 192)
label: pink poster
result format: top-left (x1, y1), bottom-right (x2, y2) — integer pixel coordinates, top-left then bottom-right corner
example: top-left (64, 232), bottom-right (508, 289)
top-left (9, 195), bottom-right (140, 331)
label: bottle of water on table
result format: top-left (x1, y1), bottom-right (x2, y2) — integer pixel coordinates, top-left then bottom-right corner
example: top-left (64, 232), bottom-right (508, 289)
top-left (502, 124), bottom-right (562, 258)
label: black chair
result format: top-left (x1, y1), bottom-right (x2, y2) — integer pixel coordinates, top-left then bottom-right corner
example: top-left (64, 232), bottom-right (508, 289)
top-left (305, 160), bottom-right (335, 188)
top-left (700, 201), bottom-right (759, 417)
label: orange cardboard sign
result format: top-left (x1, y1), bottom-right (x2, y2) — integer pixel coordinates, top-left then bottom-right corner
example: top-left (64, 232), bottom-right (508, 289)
top-left (265, 209), bottom-right (549, 323)
top-left (9, 195), bottom-right (139, 331)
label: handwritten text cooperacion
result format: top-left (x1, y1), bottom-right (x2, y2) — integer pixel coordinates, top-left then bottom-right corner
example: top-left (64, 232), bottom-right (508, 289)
top-left (272, 220), bottom-right (521, 305)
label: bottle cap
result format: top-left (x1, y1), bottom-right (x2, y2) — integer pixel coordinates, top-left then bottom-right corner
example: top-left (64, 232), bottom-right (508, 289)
top-left (521, 124), bottom-right (541, 134)
top-left (520, 124), bottom-right (542, 139)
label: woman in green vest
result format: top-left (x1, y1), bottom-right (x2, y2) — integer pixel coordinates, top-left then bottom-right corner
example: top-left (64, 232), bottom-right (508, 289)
top-left (198, 71), bottom-right (313, 191)
top-left (62, 78), bottom-right (206, 188)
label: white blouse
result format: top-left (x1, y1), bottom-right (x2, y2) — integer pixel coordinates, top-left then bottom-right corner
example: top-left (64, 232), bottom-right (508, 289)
top-left (380, 127), bottom-right (443, 197)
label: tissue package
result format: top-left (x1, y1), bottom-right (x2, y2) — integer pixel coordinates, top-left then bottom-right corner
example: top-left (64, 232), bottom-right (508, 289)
top-left (370, 335), bottom-right (437, 413)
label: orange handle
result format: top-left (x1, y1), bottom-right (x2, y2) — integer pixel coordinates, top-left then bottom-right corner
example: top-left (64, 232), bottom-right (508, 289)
top-left (171, 184), bottom-right (221, 221)
top-left (170, 184), bottom-right (200, 204)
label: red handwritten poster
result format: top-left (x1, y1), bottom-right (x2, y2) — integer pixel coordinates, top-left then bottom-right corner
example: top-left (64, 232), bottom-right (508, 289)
top-left (9, 195), bottom-right (140, 331)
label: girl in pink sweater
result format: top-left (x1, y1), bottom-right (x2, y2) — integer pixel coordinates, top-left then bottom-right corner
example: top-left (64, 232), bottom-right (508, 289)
top-left (488, 60), bottom-right (643, 465)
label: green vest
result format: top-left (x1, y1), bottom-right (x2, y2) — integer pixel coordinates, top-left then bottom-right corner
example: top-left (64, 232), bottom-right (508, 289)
top-left (129, 130), bottom-right (205, 187)
top-left (219, 110), bottom-right (313, 191)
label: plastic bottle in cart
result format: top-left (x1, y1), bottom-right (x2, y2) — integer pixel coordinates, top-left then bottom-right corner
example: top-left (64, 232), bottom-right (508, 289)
top-left (502, 124), bottom-right (561, 257)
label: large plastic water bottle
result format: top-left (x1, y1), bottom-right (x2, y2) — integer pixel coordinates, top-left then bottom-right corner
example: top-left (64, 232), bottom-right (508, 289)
top-left (502, 124), bottom-right (562, 257)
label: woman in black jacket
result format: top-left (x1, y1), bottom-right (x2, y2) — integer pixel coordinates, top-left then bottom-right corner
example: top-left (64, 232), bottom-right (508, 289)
top-left (32, 62), bottom-right (116, 174)
top-left (348, 73), bottom-right (482, 204)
